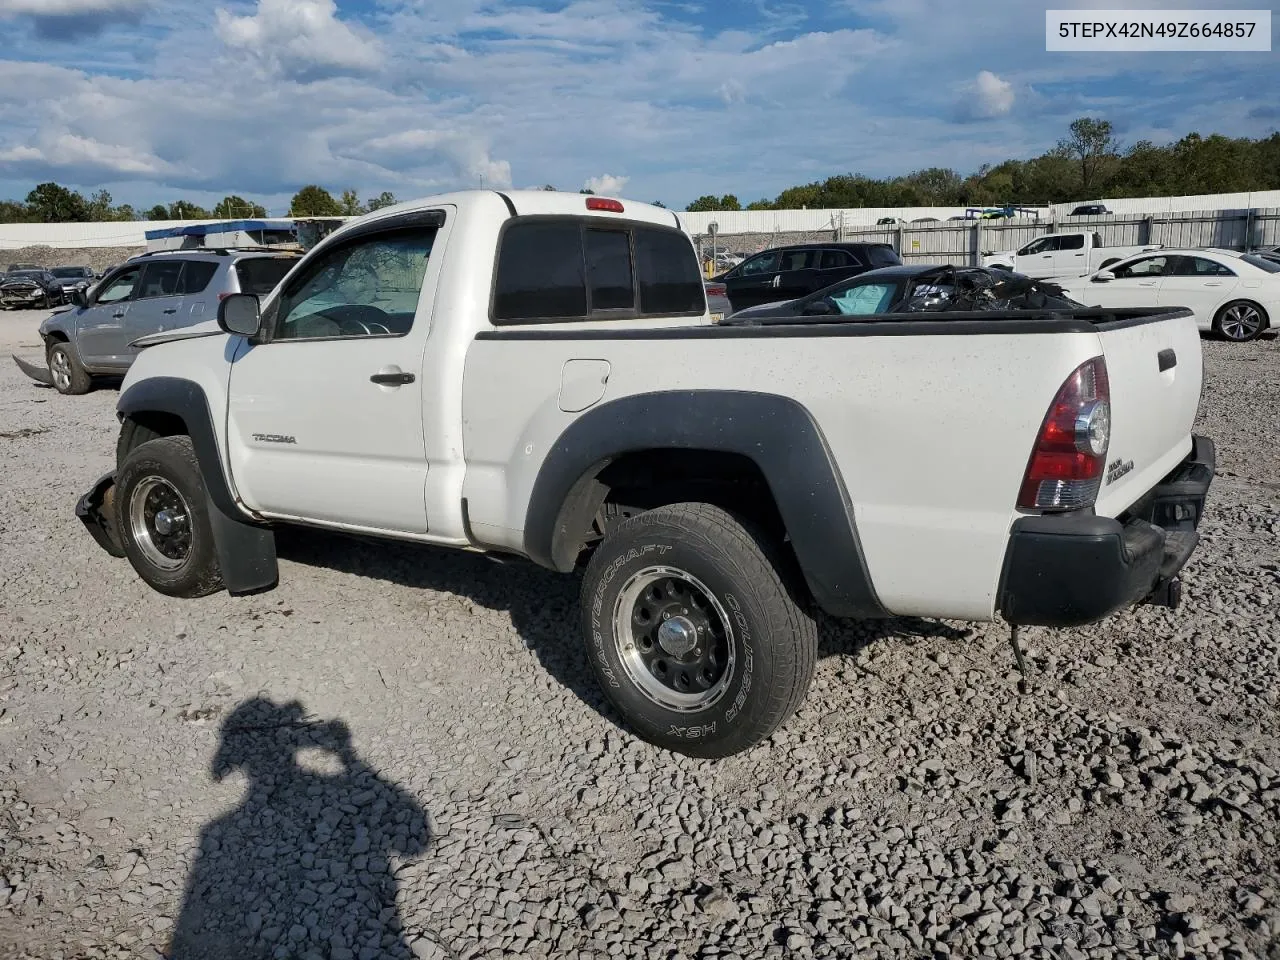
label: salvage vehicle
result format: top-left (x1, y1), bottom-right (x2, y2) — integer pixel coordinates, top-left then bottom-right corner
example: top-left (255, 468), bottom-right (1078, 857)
top-left (1058, 247), bottom-right (1279, 343)
top-left (982, 231), bottom-right (1160, 279)
top-left (726, 264), bottom-right (1085, 320)
top-left (75, 189), bottom-right (1215, 759)
top-left (1, 268), bottom-right (65, 309)
top-left (48, 265), bottom-right (96, 298)
top-left (714, 241), bottom-right (902, 312)
top-left (14, 248), bottom-right (299, 395)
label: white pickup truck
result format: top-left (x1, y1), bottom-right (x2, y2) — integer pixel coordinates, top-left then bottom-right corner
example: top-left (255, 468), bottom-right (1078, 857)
top-left (983, 231), bottom-right (1160, 279)
top-left (76, 190), bottom-right (1216, 758)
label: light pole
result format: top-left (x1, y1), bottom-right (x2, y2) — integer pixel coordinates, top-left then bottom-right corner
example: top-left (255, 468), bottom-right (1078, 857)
top-left (708, 221), bottom-right (718, 278)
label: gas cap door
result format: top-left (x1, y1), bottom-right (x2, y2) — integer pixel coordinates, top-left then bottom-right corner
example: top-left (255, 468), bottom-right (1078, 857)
top-left (558, 359), bottom-right (611, 413)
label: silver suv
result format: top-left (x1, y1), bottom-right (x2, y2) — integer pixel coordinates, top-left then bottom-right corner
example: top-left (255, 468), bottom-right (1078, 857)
top-left (36, 249), bottom-right (300, 394)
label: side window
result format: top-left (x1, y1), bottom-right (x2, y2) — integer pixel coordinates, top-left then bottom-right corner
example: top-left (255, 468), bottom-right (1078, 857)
top-left (738, 250), bottom-right (781, 276)
top-left (272, 226), bottom-right (436, 340)
top-left (138, 260), bottom-right (185, 299)
top-left (779, 249), bottom-right (817, 272)
top-left (585, 229), bottom-right (633, 311)
top-left (179, 261), bottom-right (219, 295)
top-left (820, 250), bottom-right (853, 269)
top-left (1022, 237), bottom-right (1055, 255)
top-left (493, 221), bottom-right (587, 322)
top-left (1177, 256), bottom-right (1234, 277)
top-left (1059, 234), bottom-right (1085, 250)
top-left (1113, 255), bottom-right (1169, 279)
top-left (828, 282), bottom-right (898, 315)
top-left (94, 267), bottom-right (141, 304)
top-left (635, 227), bottom-right (703, 314)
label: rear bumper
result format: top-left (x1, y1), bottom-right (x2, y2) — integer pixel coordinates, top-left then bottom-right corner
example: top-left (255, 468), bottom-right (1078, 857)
top-left (997, 435), bottom-right (1214, 627)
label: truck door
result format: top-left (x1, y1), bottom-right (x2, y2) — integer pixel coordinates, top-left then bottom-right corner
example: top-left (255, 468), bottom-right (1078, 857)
top-left (1017, 236), bottom-right (1060, 278)
top-left (225, 208), bottom-right (452, 534)
top-left (1052, 233), bottom-right (1088, 277)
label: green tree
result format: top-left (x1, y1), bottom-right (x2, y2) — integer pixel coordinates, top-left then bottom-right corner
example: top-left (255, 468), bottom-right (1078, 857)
top-left (213, 195), bottom-right (268, 219)
top-left (26, 182), bottom-right (88, 222)
top-left (113, 204), bottom-right (139, 221)
top-left (146, 204), bottom-right (170, 220)
top-left (290, 185), bottom-right (343, 216)
top-left (167, 200), bottom-right (211, 219)
top-left (746, 199), bottom-right (774, 211)
top-left (539, 184), bottom-right (556, 191)
top-left (652, 200), bottom-right (666, 208)
top-left (339, 188), bottom-right (365, 216)
top-left (579, 188), bottom-right (594, 194)
top-left (366, 191), bottom-right (397, 211)
top-left (1058, 117), bottom-right (1120, 194)
top-left (0, 200), bottom-right (30, 223)
top-left (685, 194), bottom-right (741, 212)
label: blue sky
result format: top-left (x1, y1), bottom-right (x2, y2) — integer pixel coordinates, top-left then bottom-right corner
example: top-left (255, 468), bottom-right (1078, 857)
top-left (0, 0), bottom-right (1275, 213)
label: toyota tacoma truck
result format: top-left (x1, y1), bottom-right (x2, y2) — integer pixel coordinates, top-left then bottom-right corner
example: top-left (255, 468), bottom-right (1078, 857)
top-left (983, 231), bottom-right (1161, 280)
top-left (75, 190), bottom-right (1215, 759)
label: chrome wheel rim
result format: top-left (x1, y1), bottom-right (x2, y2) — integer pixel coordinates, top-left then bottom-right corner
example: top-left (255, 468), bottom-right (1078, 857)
top-left (128, 476), bottom-right (192, 571)
top-left (612, 566), bottom-right (735, 712)
top-left (1221, 304), bottom-right (1262, 341)
top-left (50, 348), bottom-right (71, 390)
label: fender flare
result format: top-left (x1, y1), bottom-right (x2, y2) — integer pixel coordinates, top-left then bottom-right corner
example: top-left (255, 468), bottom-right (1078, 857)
top-left (523, 389), bottom-right (888, 619)
top-left (117, 377), bottom-right (278, 595)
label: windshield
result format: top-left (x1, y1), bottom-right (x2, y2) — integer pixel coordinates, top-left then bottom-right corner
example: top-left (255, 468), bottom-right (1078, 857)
top-left (865, 245), bottom-right (902, 267)
top-left (7, 270), bottom-right (43, 279)
top-left (50, 267), bottom-right (88, 278)
top-left (1242, 254), bottom-right (1280, 274)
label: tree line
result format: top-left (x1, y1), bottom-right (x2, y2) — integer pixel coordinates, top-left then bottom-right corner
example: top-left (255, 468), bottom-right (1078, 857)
top-left (684, 118), bottom-right (1280, 212)
top-left (0, 182), bottom-right (402, 224)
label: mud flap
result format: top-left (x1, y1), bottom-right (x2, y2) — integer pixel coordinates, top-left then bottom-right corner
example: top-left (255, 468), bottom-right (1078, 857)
top-left (12, 354), bottom-right (53, 387)
top-left (208, 496), bottom-right (279, 596)
top-left (76, 472), bottom-right (125, 558)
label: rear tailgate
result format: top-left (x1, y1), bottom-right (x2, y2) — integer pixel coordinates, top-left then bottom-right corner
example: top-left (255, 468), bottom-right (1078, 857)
top-left (1092, 308), bottom-right (1203, 518)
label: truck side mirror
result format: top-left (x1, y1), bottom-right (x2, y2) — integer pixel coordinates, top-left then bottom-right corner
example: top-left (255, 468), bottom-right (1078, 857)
top-left (218, 293), bottom-right (262, 336)
top-left (1091, 270), bottom-right (1115, 283)
top-left (71, 289), bottom-right (87, 308)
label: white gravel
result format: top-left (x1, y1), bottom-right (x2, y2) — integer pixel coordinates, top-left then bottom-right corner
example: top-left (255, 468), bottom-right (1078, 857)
top-left (1, 309), bottom-right (1278, 960)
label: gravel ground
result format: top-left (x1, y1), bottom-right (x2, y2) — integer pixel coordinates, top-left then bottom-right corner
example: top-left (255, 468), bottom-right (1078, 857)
top-left (1, 310), bottom-right (1278, 960)
top-left (2, 246), bottom-right (144, 275)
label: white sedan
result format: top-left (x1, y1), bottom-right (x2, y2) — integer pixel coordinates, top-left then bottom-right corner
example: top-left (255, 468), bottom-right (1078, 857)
top-left (1059, 247), bottom-right (1280, 342)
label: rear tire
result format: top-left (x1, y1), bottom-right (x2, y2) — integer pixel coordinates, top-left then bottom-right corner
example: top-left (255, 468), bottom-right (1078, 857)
top-left (1213, 300), bottom-right (1267, 342)
top-left (579, 502), bottom-right (817, 758)
top-left (47, 341), bottom-right (92, 395)
top-left (115, 436), bottom-right (224, 598)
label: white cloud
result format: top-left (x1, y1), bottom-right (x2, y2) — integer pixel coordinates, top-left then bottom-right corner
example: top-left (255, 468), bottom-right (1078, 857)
top-left (214, 0), bottom-right (381, 80)
top-left (0, 131), bottom-right (179, 179)
top-left (346, 129), bottom-right (512, 189)
top-left (973, 70), bottom-right (1015, 117)
top-left (583, 174), bottom-right (629, 195)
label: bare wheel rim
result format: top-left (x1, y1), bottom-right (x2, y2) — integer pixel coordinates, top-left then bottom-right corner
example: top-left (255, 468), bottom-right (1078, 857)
top-left (128, 476), bottom-right (193, 571)
top-left (1221, 304), bottom-right (1261, 340)
top-left (49, 348), bottom-right (71, 390)
top-left (612, 565), bottom-right (736, 712)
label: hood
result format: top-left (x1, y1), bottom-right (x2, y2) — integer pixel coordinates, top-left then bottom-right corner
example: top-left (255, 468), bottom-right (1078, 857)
top-left (726, 298), bottom-right (797, 320)
top-left (129, 318), bottom-right (224, 349)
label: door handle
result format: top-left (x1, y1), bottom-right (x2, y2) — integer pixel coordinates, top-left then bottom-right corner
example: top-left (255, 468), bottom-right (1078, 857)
top-left (1203, 282), bottom-right (1223, 287)
top-left (771, 275), bottom-right (781, 287)
top-left (112, 311), bottom-right (125, 318)
top-left (163, 308), bottom-right (177, 314)
top-left (370, 371), bottom-right (415, 386)
top-left (1139, 281), bottom-right (1157, 286)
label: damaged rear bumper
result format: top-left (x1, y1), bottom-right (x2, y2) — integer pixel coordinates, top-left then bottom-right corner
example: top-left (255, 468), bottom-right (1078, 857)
top-left (997, 435), bottom-right (1215, 628)
top-left (76, 471), bottom-right (125, 558)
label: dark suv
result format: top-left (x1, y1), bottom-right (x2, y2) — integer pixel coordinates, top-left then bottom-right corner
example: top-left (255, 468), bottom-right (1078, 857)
top-left (34, 249), bottom-right (300, 394)
top-left (715, 242), bottom-right (902, 312)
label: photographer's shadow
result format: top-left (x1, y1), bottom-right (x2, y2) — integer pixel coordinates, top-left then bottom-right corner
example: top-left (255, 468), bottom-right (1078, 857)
top-left (168, 697), bottom-right (433, 960)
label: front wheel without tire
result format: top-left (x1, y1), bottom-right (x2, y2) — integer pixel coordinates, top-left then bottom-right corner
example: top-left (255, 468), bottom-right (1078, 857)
top-left (47, 341), bottom-right (91, 395)
top-left (114, 436), bottom-right (224, 598)
top-left (579, 502), bottom-right (817, 758)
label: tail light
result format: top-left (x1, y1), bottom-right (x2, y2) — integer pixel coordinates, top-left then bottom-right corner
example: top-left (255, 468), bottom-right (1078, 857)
top-left (586, 197), bottom-right (624, 213)
top-left (705, 283), bottom-right (726, 297)
top-left (1017, 356), bottom-right (1111, 511)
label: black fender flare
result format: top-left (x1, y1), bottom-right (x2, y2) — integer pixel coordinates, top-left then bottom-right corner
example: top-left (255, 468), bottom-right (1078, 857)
top-left (117, 377), bottom-right (278, 595)
top-left (523, 389), bottom-right (888, 619)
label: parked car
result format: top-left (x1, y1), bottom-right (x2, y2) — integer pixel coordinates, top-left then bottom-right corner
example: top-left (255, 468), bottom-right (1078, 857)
top-left (713, 241), bottom-right (902, 312)
top-left (1069, 204), bottom-right (1112, 217)
top-left (727, 265), bottom-right (1085, 320)
top-left (704, 279), bottom-right (731, 321)
top-left (1058, 248), bottom-right (1279, 342)
top-left (74, 189), bottom-right (1213, 759)
top-left (982, 231), bottom-right (1160, 279)
top-left (22, 249), bottom-right (300, 394)
top-left (48, 265), bottom-right (95, 297)
top-left (6, 262), bottom-right (41, 273)
top-left (1, 268), bottom-right (66, 309)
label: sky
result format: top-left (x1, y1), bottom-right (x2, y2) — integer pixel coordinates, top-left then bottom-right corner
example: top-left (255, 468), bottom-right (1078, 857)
top-left (0, 0), bottom-right (1275, 214)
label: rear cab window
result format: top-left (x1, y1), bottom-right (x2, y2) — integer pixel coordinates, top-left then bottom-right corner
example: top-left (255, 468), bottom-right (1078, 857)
top-left (492, 218), bottom-right (704, 324)
top-left (864, 245), bottom-right (902, 267)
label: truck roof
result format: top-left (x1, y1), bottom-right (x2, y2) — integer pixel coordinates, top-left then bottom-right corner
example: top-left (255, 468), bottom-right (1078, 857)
top-left (341, 189), bottom-right (684, 234)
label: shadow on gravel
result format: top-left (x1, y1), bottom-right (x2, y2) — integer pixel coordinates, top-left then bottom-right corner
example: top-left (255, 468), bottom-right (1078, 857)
top-left (167, 697), bottom-right (434, 960)
top-left (276, 528), bottom-right (975, 734)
